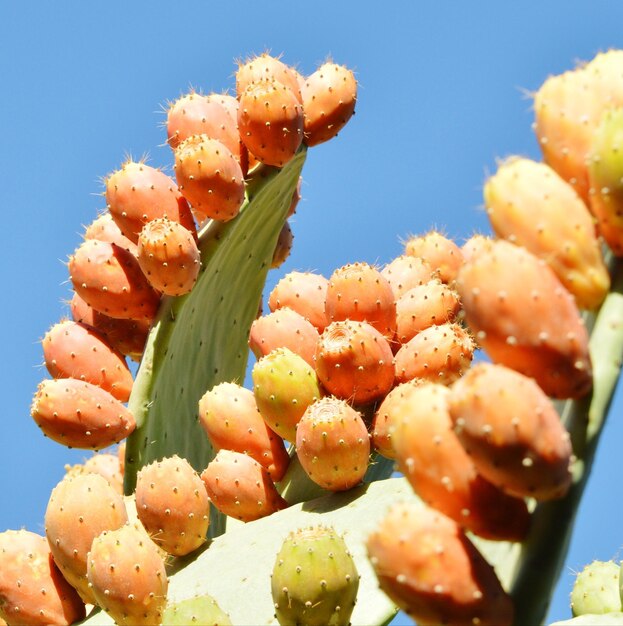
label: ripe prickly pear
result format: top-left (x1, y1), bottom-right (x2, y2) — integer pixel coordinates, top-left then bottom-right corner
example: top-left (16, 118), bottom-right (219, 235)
top-left (404, 231), bottom-right (464, 285)
top-left (235, 53), bottom-right (303, 104)
top-left (271, 526), bottom-right (359, 626)
top-left (162, 594), bottom-right (232, 625)
top-left (84, 212), bottom-right (138, 256)
top-left (271, 220), bottom-right (293, 269)
top-left (570, 560), bottom-right (622, 617)
top-left (381, 254), bottom-right (435, 299)
top-left (64, 451), bottom-right (124, 494)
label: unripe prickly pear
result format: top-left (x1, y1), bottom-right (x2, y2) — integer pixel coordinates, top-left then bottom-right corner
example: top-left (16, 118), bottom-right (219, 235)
top-left (295, 397), bottom-right (370, 491)
top-left (137, 217), bottom-right (201, 296)
top-left (162, 594), bottom-right (232, 625)
top-left (271, 526), bottom-right (359, 626)
top-left (404, 231), bottom-right (464, 284)
top-left (42, 319), bottom-right (133, 402)
top-left (87, 523), bottom-right (168, 626)
top-left (570, 560), bottom-right (622, 616)
top-left (45, 473), bottom-right (128, 604)
top-left (367, 503), bottom-right (514, 626)
top-left (0, 529), bottom-right (85, 626)
top-left (235, 53), bottom-right (303, 104)
top-left (301, 62), bottom-right (358, 147)
top-left (135, 455), bottom-right (210, 556)
top-left (31, 378), bottom-right (136, 449)
top-left (200, 449), bottom-right (288, 522)
top-left (381, 255), bottom-right (435, 300)
top-left (252, 347), bottom-right (322, 443)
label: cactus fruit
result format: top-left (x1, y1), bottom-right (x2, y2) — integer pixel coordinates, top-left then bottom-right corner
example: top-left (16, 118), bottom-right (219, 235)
top-left (367, 502), bottom-right (514, 626)
top-left (238, 80), bottom-right (304, 167)
top-left (31, 378), bottom-right (136, 449)
top-left (271, 526), bottom-right (359, 626)
top-left (484, 157), bottom-right (610, 309)
top-left (174, 134), bottom-right (245, 224)
top-left (235, 53), bottom-right (303, 104)
top-left (200, 449), bottom-right (288, 522)
top-left (0, 529), bottom-right (86, 626)
top-left (271, 220), bottom-right (293, 269)
top-left (198, 382), bottom-right (290, 481)
top-left (314, 320), bottom-right (395, 404)
top-left (69, 239), bottom-right (161, 322)
top-left (449, 362), bottom-right (573, 500)
top-left (252, 347), bottom-right (322, 443)
top-left (456, 238), bottom-right (592, 399)
top-left (162, 594), bottom-right (232, 625)
top-left (381, 254), bottom-right (435, 299)
top-left (64, 452), bottom-right (124, 494)
top-left (301, 62), bottom-right (358, 147)
top-left (404, 231), bottom-right (464, 284)
top-left (42, 319), bottom-right (133, 402)
top-left (570, 560), bottom-right (622, 616)
top-left (87, 522), bottom-right (168, 626)
top-left (84, 212), bottom-right (138, 256)
top-left (134, 455), bottom-right (210, 556)
top-left (137, 217), bottom-right (201, 296)
top-left (45, 473), bottom-right (128, 603)
top-left (105, 160), bottom-right (196, 243)
top-left (295, 397), bottom-right (370, 491)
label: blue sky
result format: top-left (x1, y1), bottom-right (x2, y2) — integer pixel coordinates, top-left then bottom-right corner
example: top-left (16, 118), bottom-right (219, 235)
top-left (2, 2), bottom-right (623, 623)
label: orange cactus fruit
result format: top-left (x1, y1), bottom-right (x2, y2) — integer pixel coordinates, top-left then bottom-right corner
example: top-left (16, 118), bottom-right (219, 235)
top-left (42, 319), bottom-right (133, 402)
top-left (271, 220), bottom-right (293, 269)
top-left (137, 217), bottom-right (201, 296)
top-left (200, 449), bottom-right (288, 522)
top-left (238, 79), bottom-right (304, 167)
top-left (301, 62), bottom-right (357, 147)
top-left (198, 381), bottom-right (290, 482)
top-left (287, 175), bottom-right (302, 217)
top-left (390, 382), bottom-right (530, 541)
top-left (69, 239), bottom-right (161, 322)
top-left (326, 262), bottom-right (397, 341)
top-left (460, 234), bottom-right (493, 262)
top-left (366, 503), bottom-right (514, 626)
top-left (484, 157), bottom-right (609, 310)
top-left (394, 322), bottom-right (474, 386)
top-left (65, 452), bottom-right (124, 494)
top-left (249, 307), bottom-right (320, 367)
top-left (395, 279), bottom-right (462, 345)
top-left (456, 239), bottom-right (592, 399)
top-left (314, 320), bottom-right (395, 405)
top-left (135, 455), bottom-right (210, 557)
top-left (87, 523), bottom-right (168, 626)
top-left (448, 363), bottom-right (573, 501)
top-left (174, 134), bottom-right (245, 224)
top-left (105, 160), bottom-right (196, 243)
top-left (404, 231), bottom-right (464, 284)
top-left (45, 473), bottom-right (128, 604)
top-left (70, 292), bottom-right (150, 362)
top-left (0, 529), bottom-right (86, 626)
top-left (268, 270), bottom-right (329, 332)
top-left (295, 397), bottom-right (370, 491)
top-left (31, 378), bottom-right (136, 450)
top-left (235, 53), bottom-right (303, 104)
top-left (380, 254), bottom-right (435, 300)
top-left (83, 212), bottom-right (138, 256)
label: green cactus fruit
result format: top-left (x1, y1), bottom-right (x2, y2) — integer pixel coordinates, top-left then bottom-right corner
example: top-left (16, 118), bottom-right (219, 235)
top-left (404, 231), bottom-right (464, 285)
top-left (381, 254), bottom-right (435, 300)
top-left (394, 322), bottom-right (474, 385)
top-left (137, 217), bottom-right (201, 296)
top-left (42, 319), bottom-right (133, 402)
top-left (236, 53), bottom-right (303, 104)
top-left (45, 472), bottom-right (128, 604)
top-left (105, 160), bottom-right (197, 243)
top-left (570, 560), bottom-right (622, 616)
top-left (135, 455), bottom-right (210, 557)
top-left (326, 262), bottom-right (397, 340)
top-left (69, 239), bottom-right (161, 321)
top-left (200, 449), bottom-right (288, 522)
top-left (252, 347), bottom-right (322, 443)
top-left (31, 378), bottom-right (135, 450)
top-left (162, 594), bottom-right (232, 625)
top-left (249, 307), bottom-right (320, 367)
top-left (484, 157), bottom-right (610, 310)
top-left (84, 212), bottom-right (138, 256)
top-left (87, 523), bottom-right (168, 626)
top-left (301, 62), bottom-right (358, 147)
top-left (271, 526), bottom-right (359, 626)
top-left (456, 238), bottom-right (592, 399)
top-left (271, 219), bottom-right (293, 269)
top-left (0, 529), bottom-right (86, 626)
top-left (314, 320), bottom-right (395, 404)
top-left (449, 362), bottom-right (573, 500)
top-left (367, 502), bottom-right (514, 626)
top-left (198, 381), bottom-right (290, 481)
top-left (268, 270), bottom-right (329, 332)
top-left (174, 135), bottom-right (245, 224)
top-left (295, 397), bottom-right (370, 491)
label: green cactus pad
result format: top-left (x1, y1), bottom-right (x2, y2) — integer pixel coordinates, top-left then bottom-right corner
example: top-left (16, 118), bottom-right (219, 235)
top-left (571, 560), bottom-right (622, 616)
top-left (162, 594), bottom-right (232, 625)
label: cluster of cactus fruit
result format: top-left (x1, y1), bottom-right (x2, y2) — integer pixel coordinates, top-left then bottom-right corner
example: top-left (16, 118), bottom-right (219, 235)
top-left (3, 48), bottom-right (623, 626)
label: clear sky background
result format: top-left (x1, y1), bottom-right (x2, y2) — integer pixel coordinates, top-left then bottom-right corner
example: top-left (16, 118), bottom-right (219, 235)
top-left (2, 3), bottom-right (622, 624)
